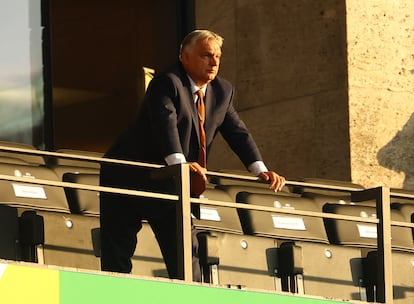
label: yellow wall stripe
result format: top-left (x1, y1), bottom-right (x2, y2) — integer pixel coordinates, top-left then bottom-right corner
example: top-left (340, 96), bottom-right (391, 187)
top-left (0, 263), bottom-right (59, 304)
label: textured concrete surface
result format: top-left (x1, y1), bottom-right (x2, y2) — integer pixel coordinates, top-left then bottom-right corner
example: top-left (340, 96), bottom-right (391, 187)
top-left (196, 0), bottom-right (350, 182)
top-left (347, 0), bottom-right (414, 189)
top-left (196, 0), bottom-right (414, 190)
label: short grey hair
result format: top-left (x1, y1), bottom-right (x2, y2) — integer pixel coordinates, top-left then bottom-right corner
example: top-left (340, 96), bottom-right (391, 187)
top-left (179, 29), bottom-right (224, 60)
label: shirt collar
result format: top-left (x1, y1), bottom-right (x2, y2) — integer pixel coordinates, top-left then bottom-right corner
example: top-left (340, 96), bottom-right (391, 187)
top-left (187, 75), bottom-right (207, 98)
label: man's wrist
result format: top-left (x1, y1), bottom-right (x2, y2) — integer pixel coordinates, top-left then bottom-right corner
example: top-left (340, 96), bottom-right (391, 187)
top-left (165, 153), bottom-right (187, 165)
top-left (248, 161), bottom-right (268, 176)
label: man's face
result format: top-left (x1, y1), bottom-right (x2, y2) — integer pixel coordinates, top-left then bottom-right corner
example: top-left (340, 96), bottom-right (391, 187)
top-left (181, 38), bottom-right (221, 87)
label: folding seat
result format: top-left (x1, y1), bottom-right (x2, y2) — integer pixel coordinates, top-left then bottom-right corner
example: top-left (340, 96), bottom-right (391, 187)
top-left (193, 187), bottom-right (242, 234)
top-left (62, 171), bottom-right (167, 277)
top-left (234, 190), bottom-right (398, 300)
top-left (0, 204), bottom-right (43, 263)
top-left (0, 142), bottom-right (75, 266)
top-left (293, 178), bottom-right (365, 195)
top-left (390, 188), bottom-right (414, 204)
top-left (236, 191), bottom-right (328, 243)
top-left (234, 191), bottom-right (331, 294)
top-left (0, 205), bottom-right (20, 260)
top-left (48, 149), bottom-right (102, 180)
top-left (191, 188), bottom-right (242, 284)
top-left (323, 202), bottom-right (413, 252)
top-left (358, 191), bottom-right (414, 303)
top-left (293, 178), bottom-right (368, 209)
top-left (389, 188), bottom-right (414, 245)
top-left (216, 184), bottom-right (296, 204)
top-left (320, 194), bottom-right (414, 303)
top-left (62, 172), bottom-right (100, 215)
top-left (0, 140), bottom-right (44, 165)
top-left (0, 142), bottom-right (70, 213)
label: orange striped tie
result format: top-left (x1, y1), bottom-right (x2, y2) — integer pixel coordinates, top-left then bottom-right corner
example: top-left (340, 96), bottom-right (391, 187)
top-left (191, 89), bottom-right (206, 196)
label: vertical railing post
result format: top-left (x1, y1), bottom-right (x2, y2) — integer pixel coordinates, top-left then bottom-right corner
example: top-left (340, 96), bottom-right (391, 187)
top-left (352, 187), bottom-right (393, 303)
top-left (376, 186), bottom-right (393, 303)
top-left (174, 163), bottom-right (193, 282)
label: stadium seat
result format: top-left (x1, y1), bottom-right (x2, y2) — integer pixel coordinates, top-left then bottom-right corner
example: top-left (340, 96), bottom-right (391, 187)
top-left (0, 161), bottom-right (70, 213)
top-left (236, 191), bottom-right (329, 243)
top-left (217, 184), bottom-right (297, 204)
top-left (0, 205), bottom-right (20, 260)
top-left (48, 149), bottom-right (102, 180)
top-left (0, 140), bottom-right (45, 165)
top-left (294, 178), bottom-right (370, 209)
top-left (323, 202), bottom-right (414, 252)
top-left (62, 172), bottom-right (100, 215)
top-left (293, 178), bottom-right (365, 196)
top-left (193, 187), bottom-right (243, 234)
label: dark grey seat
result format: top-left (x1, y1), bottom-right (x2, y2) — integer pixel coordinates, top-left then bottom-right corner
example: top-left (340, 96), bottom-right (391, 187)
top-left (193, 187), bottom-right (243, 234)
top-left (63, 172), bottom-right (100, 215)
top-left (236, 191), bottom-right (329, 243)
top-left (0, 162), bottom-right (70, 213)
top-left (48, 149), bottom-right (102, 180)
top-left (323, 202), bottom-right (414, 252)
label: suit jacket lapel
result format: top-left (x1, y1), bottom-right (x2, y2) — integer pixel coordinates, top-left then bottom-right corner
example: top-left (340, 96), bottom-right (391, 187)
top-left (177, 66), bottom-right (200, 140)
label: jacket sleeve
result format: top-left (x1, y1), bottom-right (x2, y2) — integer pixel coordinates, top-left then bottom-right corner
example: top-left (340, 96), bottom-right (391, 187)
top-left (144, 75), bottom-right (185, 158)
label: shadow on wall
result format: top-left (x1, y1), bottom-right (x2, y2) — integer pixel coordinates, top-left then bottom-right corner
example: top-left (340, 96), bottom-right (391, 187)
top-left (377, 112), bottom-right (414, 190)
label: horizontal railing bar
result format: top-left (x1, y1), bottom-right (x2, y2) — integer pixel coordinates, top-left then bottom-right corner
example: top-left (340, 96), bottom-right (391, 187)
top-left (2, 145), bottom-right (414, 200)
top-left (0, 173), bottom-right (401, 226)
top-left (1, 145), bottom-right (414, 227)
top-left (390, 220), bottom-right (414, 229)
top-left (0, 174), bottom-right (177, 201)
top-left (193, 197), bottom-right (379, 223)
top-left (389, 192), bottom-right (414, 200)
top-left (4, 172), bottom-right (414, 228)
top-left (0, 145), bottom-right (162, 169)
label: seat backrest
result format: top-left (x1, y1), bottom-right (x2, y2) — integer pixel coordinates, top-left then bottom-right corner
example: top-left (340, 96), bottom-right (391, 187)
top-left (323, 203), bottom-right (414, 252)
top-left (63, 172), bottom-right (100, 216)
top-left (390, 188), bottom-right (414, 205)
top-left (217, 184), bottom-right (296, 203)
top-left (193, 188), bottom-right (243, 234)
top-left (49, 149), bottom-right (102, 180)
top-left (0, 141), bottom-right (45, 166)
top-left (236, 191), bottom-right (329, 243)
top-left (293, 178), bottom-right (364, 196)
top-left (0, 163), bottom-right (70, 213)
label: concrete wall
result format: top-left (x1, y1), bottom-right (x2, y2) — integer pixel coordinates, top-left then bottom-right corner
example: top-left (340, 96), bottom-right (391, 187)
top-left (196, 0), bottom-right (414, 190)
top-left (347, 0), bottom-right (414, 189)
top-left (196, 0), bottom-right (350, 182)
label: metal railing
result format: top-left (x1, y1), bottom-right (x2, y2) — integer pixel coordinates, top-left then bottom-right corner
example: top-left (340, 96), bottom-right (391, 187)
top-left (1, 144), bottom-right (414, 303)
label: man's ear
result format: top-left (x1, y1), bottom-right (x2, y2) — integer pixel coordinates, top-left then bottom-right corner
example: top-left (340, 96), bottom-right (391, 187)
top-left (181, 51), bottom-right (189, 64)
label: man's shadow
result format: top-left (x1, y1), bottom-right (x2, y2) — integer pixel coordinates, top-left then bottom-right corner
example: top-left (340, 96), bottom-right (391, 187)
top-left (377, 112), bottom-right (414, 190)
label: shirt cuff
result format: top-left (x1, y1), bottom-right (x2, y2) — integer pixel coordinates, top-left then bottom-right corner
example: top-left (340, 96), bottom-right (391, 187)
top-left (248, 161), bottom-right (268, 176)
top-left (165, 153), bottom-right (187, 166)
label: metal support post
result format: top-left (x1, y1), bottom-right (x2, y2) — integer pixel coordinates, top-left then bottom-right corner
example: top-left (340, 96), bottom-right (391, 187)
top-left (174, 163), bottom-right (193, 282)
top-left (352, 187), bottom-right (393, 303)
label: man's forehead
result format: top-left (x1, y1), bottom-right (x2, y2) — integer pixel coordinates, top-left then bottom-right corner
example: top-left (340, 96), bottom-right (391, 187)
top-left (196, 38), bottom-right (221, 52)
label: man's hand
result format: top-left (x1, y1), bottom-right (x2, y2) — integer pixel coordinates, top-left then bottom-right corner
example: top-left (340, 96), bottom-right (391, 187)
top-left (188, 162), bottom-right (207, 181)
top-left (258, 171), bottom-right (286, 192)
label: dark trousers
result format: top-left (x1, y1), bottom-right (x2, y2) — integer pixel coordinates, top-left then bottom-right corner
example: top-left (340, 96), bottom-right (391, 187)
top-left (99, 192), bottom-right (201, 281)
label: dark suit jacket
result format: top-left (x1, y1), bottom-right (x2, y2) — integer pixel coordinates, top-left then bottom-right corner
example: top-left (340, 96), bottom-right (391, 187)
top-left (100, 62), bottom-right (263, 192)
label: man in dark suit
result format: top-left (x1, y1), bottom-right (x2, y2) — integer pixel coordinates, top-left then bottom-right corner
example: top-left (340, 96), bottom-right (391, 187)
top-left (99, 29), bottom-right (286, 281)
